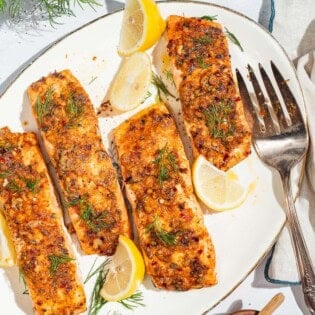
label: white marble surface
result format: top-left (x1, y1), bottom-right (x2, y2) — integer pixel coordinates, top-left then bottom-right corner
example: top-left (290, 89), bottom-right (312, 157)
top-left (0, 1), bottom-right (310, 314)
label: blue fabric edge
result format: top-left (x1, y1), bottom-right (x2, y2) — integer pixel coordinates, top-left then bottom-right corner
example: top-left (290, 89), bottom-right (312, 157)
top-left (268, 0), bottom-right (275, 32)
top-left (264, 245), bottom-right (301, 286)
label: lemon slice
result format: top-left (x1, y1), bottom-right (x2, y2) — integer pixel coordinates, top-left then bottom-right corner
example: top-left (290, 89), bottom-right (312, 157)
top-left (100, 235), bottom-right (145, 301)
top-left (118, 0), bottom-right (166, 56)
top-left (110, 52), bottom-right (151, 111)
top-left (192, 155), bottom-right (253, 211)
top-left (0, 211), bottom-right (16, 267)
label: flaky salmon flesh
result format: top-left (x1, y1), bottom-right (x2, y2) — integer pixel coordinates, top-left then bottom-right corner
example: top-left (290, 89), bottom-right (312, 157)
top-left (27, 70), bottom-right (130, 255)
top-left (0, 127), bottom-right (86, 315)
top-left (156, 15), bottom-right (251, 171)
top-left (113, 103), bottom-right (216, 291)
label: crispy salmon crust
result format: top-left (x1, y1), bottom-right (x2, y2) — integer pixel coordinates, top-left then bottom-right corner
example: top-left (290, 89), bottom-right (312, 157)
top-left (0, 127), bottom-right (86, 315)
top-left (27, 70), bottom-right (130, 255)
top-left (113, 103), bottom-right (216, 290)
top-left (166, 15), bottom-right (251, 171)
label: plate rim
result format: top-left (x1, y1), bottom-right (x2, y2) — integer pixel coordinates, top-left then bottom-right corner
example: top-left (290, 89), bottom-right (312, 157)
top-left (0, 1), bottom-right (305, 313)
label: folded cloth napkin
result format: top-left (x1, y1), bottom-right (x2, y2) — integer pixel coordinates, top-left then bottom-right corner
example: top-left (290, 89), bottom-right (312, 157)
top-left (265, 51), bottom-right (315, 284)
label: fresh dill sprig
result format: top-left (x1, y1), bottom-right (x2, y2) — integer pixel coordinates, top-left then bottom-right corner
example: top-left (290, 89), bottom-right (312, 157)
top-left (153, 143), bottom-right (178, 184)
top-left (203, 100), bottom-right (235, 140)
top-left (66, 196), bottom-right (109, 232)
top-left (163, 69), bottom-right (175, 86)
top-left (22, 177), bottom-right (40, 193)
top-left (0, 0), bottom-right (101, 24)
top-left (146, 216), bottom-right (177, 246)
top-left (6, 180), bottom-right (22, 193)
top-left (200, 15), bottom-right (218, 21)
top-left (48, 254), bottom-right (74, 275)
top-left (196, 56), bottom-right (209, 69)
top-left (89, 76), bottom-right (98, 85)
top-left (84, 257), bottom-right (111, 284)
top-left (66, 93), bottom-right (83, 127)
top-left (88, 266), bottom-right (109, 315)
top-left (152, 73), bottom-right (175, 100)
top-left (141, 90), bottom-right (152, 104)
top-left (193, 36), bottom-right (213, 45)
top-left (35, 85), bottom-right (54, 126)
top-left (19, 268), bottom-right (29, 295)
top-left (87, 259), bottom-right (145, 314)
top-left (118, 291), bottom-right (145, 310)
top-left (225, 27), bottom-right (244, 52)
top-left (81, 203), bottom-right (109, 233)
top-left (0, 170), bottom-right (11, 178)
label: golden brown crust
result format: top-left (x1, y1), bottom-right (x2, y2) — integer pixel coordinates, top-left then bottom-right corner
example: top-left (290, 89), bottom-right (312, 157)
top-left (167, 15), bottom-right (251, 171)
top-left (27, 70), bottom-right (130, 255)
top-left (0, 127), bottom-right (86, 315)
top-left (113, 103), bottom-right (216, 291)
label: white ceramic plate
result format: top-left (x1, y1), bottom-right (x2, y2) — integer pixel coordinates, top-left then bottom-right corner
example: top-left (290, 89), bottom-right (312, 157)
top-left (0, 1), bottom-right (305, 314)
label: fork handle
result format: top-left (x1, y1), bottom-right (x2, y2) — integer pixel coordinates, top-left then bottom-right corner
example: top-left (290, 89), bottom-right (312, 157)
top-left (282, 172), bottom-right (315, 315)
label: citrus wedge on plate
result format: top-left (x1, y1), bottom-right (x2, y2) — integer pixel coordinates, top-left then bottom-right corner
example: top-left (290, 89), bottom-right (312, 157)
top-left (192, 155), bottom-right (253, 211)
top-left (110, 52), bottom-right (151, 111)
top-left (100, 235), bottom-right (145, 301)
top-left (118, 0), bottom-right (166, 56)
top-left (0, 211), bottom-right (16, 267)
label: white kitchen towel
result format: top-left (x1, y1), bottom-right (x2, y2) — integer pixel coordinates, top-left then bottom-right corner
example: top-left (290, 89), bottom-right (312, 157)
top-left (265, 50), bottom-right (315, 284)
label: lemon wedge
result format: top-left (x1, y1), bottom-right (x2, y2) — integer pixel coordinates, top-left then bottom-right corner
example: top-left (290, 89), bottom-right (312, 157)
top-left (110, 52), bottom-right (151, 111)
top-left (118, 0), bottom-right (166, 56)
top-left (0, 211), bottom-right (16, 267)
top-left (100, 235), bottom-right (145, 302)
top-left (192, 155), bottom-right (253, 211)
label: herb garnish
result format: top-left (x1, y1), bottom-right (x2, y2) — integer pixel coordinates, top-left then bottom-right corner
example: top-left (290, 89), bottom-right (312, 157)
top-left (19, 268), bottom-right (29, 295)
top-left (193, 36), bottom-right (213, 45)
top-left (88, 263), bottom-right (109, 315)
top-left (141, 90), bottom-right (152, 104)
top-left (119, 292), bottom-right (145, 310)
top-left (163, 69), bottom-right (175, 85)
top-left (35, 86), bottom-right (54, 125)
top-left (84, 258), bottom-right (111, 284)
top-left (66, 196), bottom-right (109, 232)
top-left (66, 94), bottom-right (83, 127)
top-left (153, 143), bottom-right (178, 184)
top-left (196, 56), bottom-right (209, 69)
top-left (6, 180), bottom-right (22, 193)
top-left (81, 204), bottom-right (109, 233)
top-left (200, 15), bottom-right (218, 21)
top-left (22, 177), bottom-right (40, 193)
top-left (0, 0), bottom-right (101, 24)
top-left (203, 100), bottom-right (235, 140)
top-left (146, 216), bottom-right (177, 246)
top-left (225, 27), bottom-right (244, 52)
top-left (86, 258), bottom-right (145, 314)
top-left (0, 171), bottom-right (11, 178)
top-left (152, 73), bottom-right (176, 100)
top-left (48, 254), bottom-right (74, 275)
top-left (88, 76), bottom-right (98, 85)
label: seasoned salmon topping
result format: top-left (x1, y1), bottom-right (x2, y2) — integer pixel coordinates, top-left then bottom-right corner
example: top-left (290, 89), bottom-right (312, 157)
top-left (0, 127), bottom-right (86, 315)
top-left (27, 70), bottom-right (130, 255)
top-left (165, 16), bottom-right (251, 170)
top-left (114, 103), bottom-right (216, 291)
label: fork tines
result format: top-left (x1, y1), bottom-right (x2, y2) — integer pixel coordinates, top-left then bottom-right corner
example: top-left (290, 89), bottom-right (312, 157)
top-left (236, 62), bottom-right (304, 136)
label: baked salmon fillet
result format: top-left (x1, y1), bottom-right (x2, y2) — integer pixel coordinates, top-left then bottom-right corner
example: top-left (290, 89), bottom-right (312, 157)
top-left (0, 127), bottom-right (86, 315)
top-left (158, 15), bottom-right (251, 171)
top-left (27, 70), bottom-right (130, 255)
top-left (113, 103), bottom-right (216, 290)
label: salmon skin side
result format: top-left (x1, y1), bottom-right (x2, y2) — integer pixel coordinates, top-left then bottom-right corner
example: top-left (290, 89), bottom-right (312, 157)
top-left (27, 70), bottom-right (130, 255)
top-left (113, 103), bottom-right (216, 290)
top-left (162, 15), bottom-right (251, 171)
top-left (0, 127), bottom-right (86, 315)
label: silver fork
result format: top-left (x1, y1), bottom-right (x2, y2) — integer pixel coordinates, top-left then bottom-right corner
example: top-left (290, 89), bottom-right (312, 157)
top-left (236, 62), bottom-right (315, 315)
